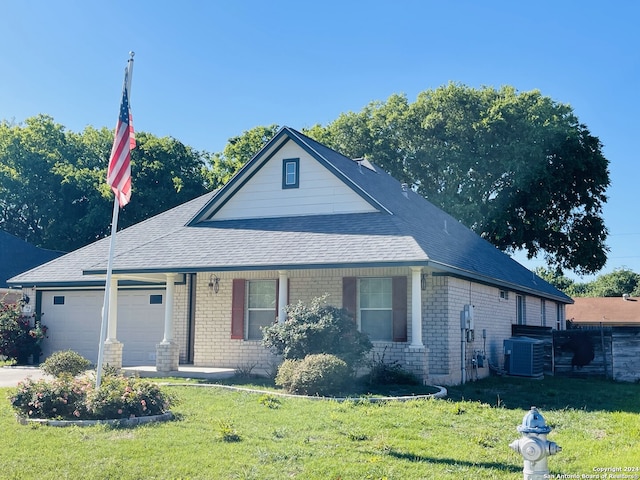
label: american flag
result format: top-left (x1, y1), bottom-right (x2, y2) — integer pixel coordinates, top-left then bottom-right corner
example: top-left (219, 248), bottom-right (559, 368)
top-left (106, 69), bottom-right (135, 208)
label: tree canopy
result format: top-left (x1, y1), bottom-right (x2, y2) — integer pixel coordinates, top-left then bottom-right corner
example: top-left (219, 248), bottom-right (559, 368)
top-left (1, 83), bottom-right (610, 276)
top-left (0, 115), bottom-right (208, 252)
top-left (536, 267), bottom-right (640, 298)
top-left (306, 84), bottom-right (610, 275)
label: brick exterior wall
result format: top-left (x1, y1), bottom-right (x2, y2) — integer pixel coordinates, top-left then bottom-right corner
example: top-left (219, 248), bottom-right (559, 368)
top-left (16, 270), bottom-right (566, 386)
top-left (187, 268), bottom-right (567, 385)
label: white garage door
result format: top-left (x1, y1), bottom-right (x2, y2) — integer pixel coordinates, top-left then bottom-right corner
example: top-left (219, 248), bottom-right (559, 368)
top-left (40, 289), bottom-right (165, 366)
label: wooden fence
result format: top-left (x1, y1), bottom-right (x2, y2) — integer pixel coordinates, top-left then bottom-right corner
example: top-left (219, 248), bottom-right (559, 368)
top-left (511, 325), bottom-right (640, 382)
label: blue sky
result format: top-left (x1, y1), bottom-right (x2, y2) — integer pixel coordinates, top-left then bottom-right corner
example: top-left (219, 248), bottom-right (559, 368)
top-left (1, 1), bottom-right (638, 281)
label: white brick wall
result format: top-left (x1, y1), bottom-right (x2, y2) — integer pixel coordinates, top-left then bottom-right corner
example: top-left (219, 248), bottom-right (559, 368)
top-left (20, 267), bottom-right (555, 385)
top-left (190, 269), bottom-right (567, 384)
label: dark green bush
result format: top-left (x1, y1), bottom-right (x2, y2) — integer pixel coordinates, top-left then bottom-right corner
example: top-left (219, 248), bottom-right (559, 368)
top-left (366, 349), bottom-right (420, 386)
top-left (41, 350), bottom-right (91, 378)
top-left (275, 353), bottom-right (350, 396)
top-left (262, 296), bottom-right (372, 369)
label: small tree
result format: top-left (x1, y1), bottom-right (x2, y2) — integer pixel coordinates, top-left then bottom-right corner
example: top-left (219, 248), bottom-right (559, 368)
top-left (0, 299), bottom-right (47, 364)
top-left (262, 296), bottom-right (372, 369)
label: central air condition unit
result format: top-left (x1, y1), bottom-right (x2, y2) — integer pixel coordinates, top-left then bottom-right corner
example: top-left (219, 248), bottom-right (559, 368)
top-left (503, 337), bottom-right (544, 378)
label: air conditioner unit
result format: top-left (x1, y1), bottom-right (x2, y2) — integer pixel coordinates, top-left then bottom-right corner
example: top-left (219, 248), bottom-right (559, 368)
top-left (504, 337), bottom-right (544, 378)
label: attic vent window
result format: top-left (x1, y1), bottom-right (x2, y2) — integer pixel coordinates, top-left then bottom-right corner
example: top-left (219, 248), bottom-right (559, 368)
top-left (500, 290), bottom-right (509, 300)
top-left (282, 158), bottom-right (299, 189)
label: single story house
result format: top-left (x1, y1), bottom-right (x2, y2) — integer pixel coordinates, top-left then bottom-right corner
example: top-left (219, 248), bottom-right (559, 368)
top-left (567, 296), bottom-right (640, 327)
top-left (8, 127), bottom-right (571, 385)
top-left (0, 230), bottom-right (63, 305)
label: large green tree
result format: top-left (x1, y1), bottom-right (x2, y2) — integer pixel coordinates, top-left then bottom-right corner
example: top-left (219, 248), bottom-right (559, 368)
top-left (586, 268), bottom-right (640, 297)
top-left (306, 84), bottom-right (610, 275)
top-left (0, 116), bottom-right (208, 252)
top-left (203, 124), bottom-right (280, 190)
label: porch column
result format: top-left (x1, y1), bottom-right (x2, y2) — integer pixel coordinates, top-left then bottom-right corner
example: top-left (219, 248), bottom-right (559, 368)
top-left (278, 270), bottom-right (288, 324)
top-left (410, 267), bottom-right (424, 347)
top-left (107, 276), bottom-right (118, 341)
top-left (161, 274), bottom-right (176, 344)
top-left (157, 273), bottom-right (179, 373)
top-left (103, 276), bottom-right (123, 368)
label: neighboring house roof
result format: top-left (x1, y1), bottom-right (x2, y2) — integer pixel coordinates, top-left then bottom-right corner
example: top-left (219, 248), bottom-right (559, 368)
top-left (8, 127), bottom-right (571, 303)
top-left (567, 296), bottom-right (640, 325)
top-left (0, 230), bottom-right (64, 289)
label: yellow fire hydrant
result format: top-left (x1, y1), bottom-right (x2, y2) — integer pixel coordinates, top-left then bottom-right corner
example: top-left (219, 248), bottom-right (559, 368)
top-left (509, 406), bottom-right (562, 480)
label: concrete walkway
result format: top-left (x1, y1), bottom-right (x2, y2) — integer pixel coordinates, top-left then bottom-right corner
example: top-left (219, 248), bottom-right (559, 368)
top-left (0, 366), bottom-right (51, 387)
top-left (0, 365), bottom-right (236, 388)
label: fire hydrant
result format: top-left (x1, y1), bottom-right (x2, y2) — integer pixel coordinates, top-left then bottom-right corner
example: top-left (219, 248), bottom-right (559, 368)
top-left (509, 406), bottom-right (562, 480)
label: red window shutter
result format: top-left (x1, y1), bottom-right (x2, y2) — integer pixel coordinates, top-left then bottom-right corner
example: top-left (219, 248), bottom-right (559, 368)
top-left (231, 279), bottom-right (245, 339)
top-left (392, 276), bottom-right (408, 342)
top-left (342, 277), bottom-right (357, 322)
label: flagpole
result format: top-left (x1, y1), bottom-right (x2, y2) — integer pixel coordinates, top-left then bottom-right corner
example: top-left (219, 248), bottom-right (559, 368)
top-left (96, 199), bottom-right (120, 388)
top-left (96, 52), bottom-right (135, 389)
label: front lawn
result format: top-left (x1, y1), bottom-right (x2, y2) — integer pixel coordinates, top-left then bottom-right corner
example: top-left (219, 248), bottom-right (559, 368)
top-left (2, 376), bottom-right (639, 479)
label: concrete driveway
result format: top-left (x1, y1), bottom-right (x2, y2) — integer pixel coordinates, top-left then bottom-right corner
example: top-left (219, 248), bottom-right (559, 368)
top-left (0, 366), bottom-right (50, 387)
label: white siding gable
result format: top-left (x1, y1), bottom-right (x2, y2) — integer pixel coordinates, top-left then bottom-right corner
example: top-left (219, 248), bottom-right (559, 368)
top-left (213, 140), bottom-right (379, 220)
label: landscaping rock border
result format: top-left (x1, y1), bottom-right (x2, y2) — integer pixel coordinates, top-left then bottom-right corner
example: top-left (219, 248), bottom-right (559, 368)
top-left (163, 382), bottom-right (448, 402)
top-left (16, 411), bottom-right (173, 427)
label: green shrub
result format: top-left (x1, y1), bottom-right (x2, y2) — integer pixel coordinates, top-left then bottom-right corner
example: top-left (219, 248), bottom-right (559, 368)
top-left (274, 359), bottom-right (300, 392)
top-left (365, 348), bottom-right (420, 386)
top-left (41, 350), bottom-right (91, 378)
top-left (9, 373), bottom-right (175, 420)
top-left (276, 354), bottom-right (350, 396)
top-left (9, 376), bottom-right (87, 419)
top-left (262, 296), bottom-right (372, 369)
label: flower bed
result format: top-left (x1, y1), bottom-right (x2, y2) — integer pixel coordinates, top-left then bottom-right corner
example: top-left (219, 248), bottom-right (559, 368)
top-left (8, 374), bottom-right (175, 423)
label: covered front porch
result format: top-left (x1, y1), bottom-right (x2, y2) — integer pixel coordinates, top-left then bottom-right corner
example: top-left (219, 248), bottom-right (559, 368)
top-left (122, 365), bottom-right (236, 381)
top-left (97, 266), bottom-right (430, 382)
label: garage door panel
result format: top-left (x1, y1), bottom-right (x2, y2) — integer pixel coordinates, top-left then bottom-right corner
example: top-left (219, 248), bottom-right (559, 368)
top-left (41, 290), bottom-right (165, 366)
top-left (118, 292), bottom-right (164, 365)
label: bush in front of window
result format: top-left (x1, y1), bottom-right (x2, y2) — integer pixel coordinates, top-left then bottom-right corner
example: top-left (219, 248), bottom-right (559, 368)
top-left (275, 353), bottom-right (350, 396)
top-left (365, 347), bottom-right (420, 386)
top-left (262, 296), bottom-right (373, 370)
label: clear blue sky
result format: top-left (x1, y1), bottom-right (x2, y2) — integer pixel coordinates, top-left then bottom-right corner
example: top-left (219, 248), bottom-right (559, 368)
top-left (1, 1), bottom-right (638, 282)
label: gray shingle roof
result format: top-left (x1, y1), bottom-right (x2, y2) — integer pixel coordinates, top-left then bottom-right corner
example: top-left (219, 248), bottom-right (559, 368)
top-left (8, 127), bottom-right (571, 302)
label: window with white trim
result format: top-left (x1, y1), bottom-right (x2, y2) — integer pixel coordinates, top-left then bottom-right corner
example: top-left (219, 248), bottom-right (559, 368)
top-left (246, 280), bottom-right (276, 340)
top-left (359, 278), bottom-right (393, 341)
top-left (541, 299), bottom-right (546, 327)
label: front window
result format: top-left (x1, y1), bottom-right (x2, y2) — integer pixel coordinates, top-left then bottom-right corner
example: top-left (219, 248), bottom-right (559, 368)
top-left (246, 280), bottom-right (276, 340)
top-left (359, 278), bottom-right (393, 341)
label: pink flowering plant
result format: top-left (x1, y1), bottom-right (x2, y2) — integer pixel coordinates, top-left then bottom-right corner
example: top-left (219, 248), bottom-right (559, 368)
top-left (8, 372), bottom-right (175, 421)
top-left (0, 300), bottom-right (48, 364)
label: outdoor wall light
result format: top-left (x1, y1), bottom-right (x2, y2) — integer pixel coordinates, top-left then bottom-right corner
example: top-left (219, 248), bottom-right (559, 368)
top-left (208, 274), bottom-right (220, 294)
top-left (421, 273), bottom-right (427, 291)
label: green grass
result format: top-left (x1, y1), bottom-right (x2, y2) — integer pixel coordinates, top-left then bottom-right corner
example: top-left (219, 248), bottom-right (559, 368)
top-left (2, 375), bottom-right (639, 479)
